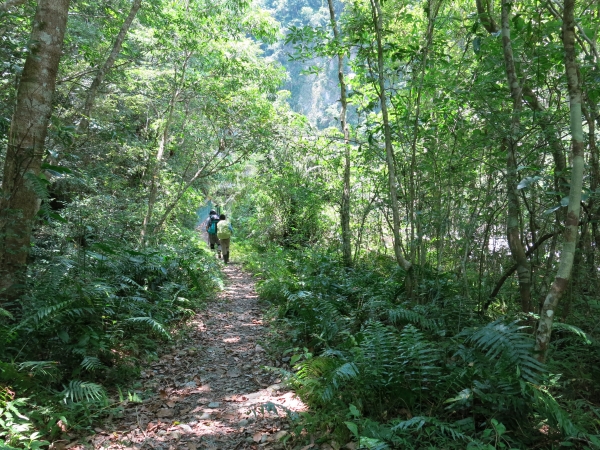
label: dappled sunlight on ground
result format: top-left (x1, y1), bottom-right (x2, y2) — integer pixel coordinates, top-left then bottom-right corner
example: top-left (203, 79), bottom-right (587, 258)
top-left (70, 262), bottom-right (306, 449)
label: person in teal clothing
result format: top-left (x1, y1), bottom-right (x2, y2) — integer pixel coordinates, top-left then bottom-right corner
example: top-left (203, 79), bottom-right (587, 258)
top-left (216, 214), bottom-right (234, 264)
top-left (204, 210), bottom-right (222, 258)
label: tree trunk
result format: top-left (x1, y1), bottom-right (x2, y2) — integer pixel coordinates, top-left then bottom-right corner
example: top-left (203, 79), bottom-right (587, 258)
top-left (327, 0), bottom-right (352, 267)
top-left (475, 0), bottom-right (499, 33)
top-left (140, 52), bottom-right (192, 244)
top-left (500, 1), bottom-right (532, 313)
top-left (407, 0), bottom-right (440, 296)
top-left (522, 86), bottom-right (568, 189)
top-left (584, 99), bottom-right (600, 250)
top-left (0, 0), bottom-right (71, 304)
top-left (369, 0), bottom-right (412, 276)
top-left (78, 0), bottom-right (143, 132)
top-left (535, 0), bottom-right (584, 362)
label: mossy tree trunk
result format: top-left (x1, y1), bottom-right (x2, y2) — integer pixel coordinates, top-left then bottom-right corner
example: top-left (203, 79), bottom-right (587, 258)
top-left (0, 0), bottom-right (71, 304)
top-left (535, 0), bottom-right (584, 362)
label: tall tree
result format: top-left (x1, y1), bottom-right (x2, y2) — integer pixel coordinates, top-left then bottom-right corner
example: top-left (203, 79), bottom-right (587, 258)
top-left (500, 0), bottom-right (532, 313)
top-left (535, 0), bottom-right (585, 362)
top-left (327, 0), bottom-right (352, 267)
top-left (78, 0), bottom-right (143, 132)
top-left (141, 50), bottom-right (192, 244)
top-left (0, 0), bottom-right (71, 303)
top-left (368, 0), bottom-right (412, 275)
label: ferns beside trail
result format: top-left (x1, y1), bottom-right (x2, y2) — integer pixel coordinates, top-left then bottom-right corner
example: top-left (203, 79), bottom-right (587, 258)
top-left (461, 319), bottom-right (545, 384)
top-left (0, 229), bottom-right (222, 440)
top-left (243, 246), bottom-right (600, 449)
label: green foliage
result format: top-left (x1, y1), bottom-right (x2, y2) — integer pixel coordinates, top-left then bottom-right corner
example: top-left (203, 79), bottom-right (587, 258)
top-left (2, 0), bottom-right (600, 446)
top-left (0, 389), bottom-right (49, 450)
top-left (240, 243), bottom-right (600, 448)
top-left (61, 381), bottom-right (105, 404)
top-left (0, 227), bottom-right (222, 441)
top-left (461, 320), bottom-right (545, 384)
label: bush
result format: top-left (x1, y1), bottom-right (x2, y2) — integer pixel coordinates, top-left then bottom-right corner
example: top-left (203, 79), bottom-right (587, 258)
top-left (240, 244), bottom-right (600, 448)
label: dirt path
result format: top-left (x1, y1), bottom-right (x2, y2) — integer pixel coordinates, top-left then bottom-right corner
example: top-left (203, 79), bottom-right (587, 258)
top-left (77, 264), bottom-right (305, 450)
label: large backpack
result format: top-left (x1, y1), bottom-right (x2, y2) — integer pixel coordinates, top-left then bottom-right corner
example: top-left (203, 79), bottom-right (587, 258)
top-left (217, 220), bottom-right (232, 240)
top-left (207, 215), bottom-right (220, 234)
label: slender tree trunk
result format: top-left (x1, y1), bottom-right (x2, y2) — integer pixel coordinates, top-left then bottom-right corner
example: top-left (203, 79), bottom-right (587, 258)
top-left (0, 0), bottom-right (71, 303)
top-left (475, 0), bottom-right (499, 33)
top-left (151, 141), bottom-right (248, 234)
top-left (78, 0), bottom-right (143, 132)
top-left (327, 0), bottom-right (352, 267)
top-left (141, 106), bottom-right (174, 244)
top-left (535, 0), bottom-right (584, 362)
top-left (500, 1), bottom-right (532, 313)
top-left (522, 86), bottom-right (568, 187)
top-left (140, 52), bottom-right (192, 244)
top-left (584, 99), bottom-right (600, 249)
top-left (369, 0), bottom-right (412, 276)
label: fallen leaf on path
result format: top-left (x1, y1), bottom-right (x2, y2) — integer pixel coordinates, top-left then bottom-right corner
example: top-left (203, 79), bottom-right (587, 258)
top-left (227, 368), bottom-right (241, 377)
top-left (157, 409), bottom-right (175, 418)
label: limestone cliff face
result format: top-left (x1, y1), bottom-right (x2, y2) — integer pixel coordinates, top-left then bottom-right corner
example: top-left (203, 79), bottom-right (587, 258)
top-left (261, 0), bottom-right (342, 129)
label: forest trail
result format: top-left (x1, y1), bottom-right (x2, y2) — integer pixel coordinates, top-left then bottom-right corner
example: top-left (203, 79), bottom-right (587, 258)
top-left (75, 263), bottom-right (305, 450)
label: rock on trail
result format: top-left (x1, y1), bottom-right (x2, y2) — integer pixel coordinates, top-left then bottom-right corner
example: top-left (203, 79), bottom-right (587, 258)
top-left (72, 264), bottom-right (306, 450)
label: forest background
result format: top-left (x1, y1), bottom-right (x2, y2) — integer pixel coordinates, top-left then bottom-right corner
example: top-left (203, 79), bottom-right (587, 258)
top-left (0, 0), bottom-right (599, 448)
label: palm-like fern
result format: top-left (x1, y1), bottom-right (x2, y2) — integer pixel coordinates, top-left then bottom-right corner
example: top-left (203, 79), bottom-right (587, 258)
top-left (395, 325), bottom-right (442, 387)
top-left (387, 306), bottom-right (437, 331)
top-left (125, 317), bottom-right (170, 339)
top-left (358, 320), bottom-right (399, 385)
top-left (62, 380), bottom-right (105, 403)
top-left (462, 319), bottom-right (544, 384)
top-left (391, 416), bottom-right (471, 442)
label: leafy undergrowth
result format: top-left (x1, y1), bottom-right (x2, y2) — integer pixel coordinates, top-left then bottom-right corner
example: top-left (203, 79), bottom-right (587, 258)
top-left (239, 244), bottom-right (600, 449)
top-left (0, 229), bottom-right (223, 447)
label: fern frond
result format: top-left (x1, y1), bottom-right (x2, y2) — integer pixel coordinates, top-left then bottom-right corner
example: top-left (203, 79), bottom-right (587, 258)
top-left (24, 172), bottom-right (49, 200)
top-left (17, 361), bottom-right (59, 378)
top-left (117, 275), bottom-right (141, 288)
top-left (34, 301), bottom-right (72, 322)
top-left (322, 362), bottom-right (360, 401)
top-left (81, 356), bottom-right (105, 372)
top-left (387, 307), bottom-right (436, 331)
top-left (531, 385), bottom-right (582, 437)
top-left (295, 356), bottom-right (339, 381)
top-left (125, 317), bottom-right (170, 339)
top-left (0, 307), bottom-right (14, 319)
top-left (395, 325), bottom-right (441, 385)
top-left (552, 322), bottom-right (591, 345)
top-left (463, 319), bottom-right (544, 384)
top-left (62, 380), bottom-right (105, 403)
top-left (391, 416), bottom-right (470, 441)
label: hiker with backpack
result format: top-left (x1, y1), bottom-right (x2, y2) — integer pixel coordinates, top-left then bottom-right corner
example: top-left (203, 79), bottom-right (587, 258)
top-left (205, 210), bottom-right (222, 258)
top-left (216, 214), bottom-right (234, 264)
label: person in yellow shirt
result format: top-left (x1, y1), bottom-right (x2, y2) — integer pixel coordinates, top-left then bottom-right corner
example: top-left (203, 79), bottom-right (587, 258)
top-left (216, 214), bottom-right (234, 264)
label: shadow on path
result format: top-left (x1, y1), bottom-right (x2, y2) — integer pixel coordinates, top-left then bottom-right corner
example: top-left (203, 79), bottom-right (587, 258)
top-left (72, 263), bottom-right (306, 450)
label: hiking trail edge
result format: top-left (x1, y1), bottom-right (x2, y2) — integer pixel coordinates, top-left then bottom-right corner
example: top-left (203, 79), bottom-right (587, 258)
top-left (74, 263), bottom-right (306, 450)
